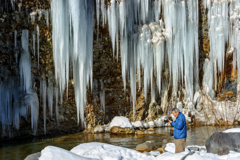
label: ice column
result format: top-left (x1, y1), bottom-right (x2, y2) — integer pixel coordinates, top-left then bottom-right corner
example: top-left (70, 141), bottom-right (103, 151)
top-left (19, 30), bottom-right (31, 92)
top-left (35, 26), bottom-right (39, 69)
top-left (40, 73), bottom-right (47, 135)
top-left (100, 80), bottom-right (105, 119)
top-left (51, 0), bottom-right (94, 126)
top-left (48, 76), bottom-right (53, 116)
top-left (14, 30), bottom-right (18, 62)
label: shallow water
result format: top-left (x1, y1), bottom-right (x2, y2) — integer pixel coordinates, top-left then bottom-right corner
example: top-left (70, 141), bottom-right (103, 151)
top-left (0, 126), bottom-right (227, 160)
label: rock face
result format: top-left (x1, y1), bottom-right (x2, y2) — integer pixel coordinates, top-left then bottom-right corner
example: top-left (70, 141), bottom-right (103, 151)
top-left (206, 132), bottom-right (240, 155)
top-left (136, 141), bottom-right (157, 152)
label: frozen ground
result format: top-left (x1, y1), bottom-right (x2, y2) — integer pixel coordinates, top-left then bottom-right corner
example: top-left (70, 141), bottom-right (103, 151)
top-left (39, 141), bottom-right (240, 160)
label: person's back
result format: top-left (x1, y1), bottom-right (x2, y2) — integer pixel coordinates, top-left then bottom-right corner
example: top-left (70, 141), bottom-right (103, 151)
top-left (167, 108), bottom-right (187, 153)
top-left (172, 112), bottom-right (187, 139)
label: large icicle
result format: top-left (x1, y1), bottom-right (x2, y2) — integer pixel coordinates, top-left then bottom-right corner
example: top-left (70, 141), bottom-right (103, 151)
top-left (40, 73), bottom-right (47, 135)
top-left (19, 30), bottom-right (31, 92)
top-left (37, 25), bottom-right (39, 68)
top-left (48, 75), bottom-right (53, 116)
top-left (51, 0), bottom-right (94, 127)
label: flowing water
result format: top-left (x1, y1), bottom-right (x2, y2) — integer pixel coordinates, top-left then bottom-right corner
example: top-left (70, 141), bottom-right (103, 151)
top-left (0, 126), bottom-right (228, 160)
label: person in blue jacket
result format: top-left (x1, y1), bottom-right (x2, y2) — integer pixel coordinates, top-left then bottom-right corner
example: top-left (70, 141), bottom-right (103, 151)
top-left (167, 108), bottom-right (187, 153)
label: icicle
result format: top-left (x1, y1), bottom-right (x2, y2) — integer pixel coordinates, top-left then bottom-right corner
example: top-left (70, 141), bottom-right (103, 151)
top-left (96, 0), bottom-right (100, 42)
top-left (30, 11), bottom-right (36, 23)
top-left (14, 30), bottom-right (18, 62)
top-left (48, 75), bottom-right (53, 116)
top-left (37, 25), bottom-right (39, 68)
top-left (32, 32), bottom-right (35, 56)
top-left (55, 85), bottom-right (59, 126)
top-left (40, 73), bottom-right (47, 135)
top-left (51, 0), bottom-right (94, 127)
top-left (19, 30), bottom-right (31, 92)
top-left (100, 80), bottom-right (105, 121)
top-left (44, 10), bottom-right (49, 27)
top-left (100, 0), bottom-right (107, 27)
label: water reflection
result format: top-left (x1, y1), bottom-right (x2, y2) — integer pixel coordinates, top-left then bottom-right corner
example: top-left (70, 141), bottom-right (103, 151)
top-left (0, 126), bottom-right (227, 160)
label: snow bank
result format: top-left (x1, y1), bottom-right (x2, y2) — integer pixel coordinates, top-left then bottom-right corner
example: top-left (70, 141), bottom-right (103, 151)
top-left (109, 116), bottom-right (133, 128)
top-left (71, 142), bottom-right (153, 160)
top-left (39, 146), bottom-right (96, 160)
top-left (38, 142), bottom-right (240, 160)
top-left (223, 128), bottom-right (240, 133)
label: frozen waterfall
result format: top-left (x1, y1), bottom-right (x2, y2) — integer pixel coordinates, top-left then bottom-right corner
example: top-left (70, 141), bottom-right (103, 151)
top-left (50, 0), bottom-right (199, 122)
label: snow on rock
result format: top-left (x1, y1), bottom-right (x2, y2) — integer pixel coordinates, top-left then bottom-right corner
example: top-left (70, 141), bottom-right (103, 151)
top-left (109, 116), bottom-right (133, 129)
top-left (71, 142), bottom-right (153, 160)
top-left (154, 116), bottom-right (167, 127)
top-left (148, 121), bottom-right (155, 127)
top-left (223, 128), bottom-right (240, 133)
top-left (143, 122), bottom-right (150, 129)
top-left (132, 121), bottom-right (143, 128)
top-left (39, 146), bottom-right (96, 160)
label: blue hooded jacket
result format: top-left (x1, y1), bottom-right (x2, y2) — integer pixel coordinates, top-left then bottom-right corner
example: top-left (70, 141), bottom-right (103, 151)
top-left (171, 112), bottom-right (187, 139)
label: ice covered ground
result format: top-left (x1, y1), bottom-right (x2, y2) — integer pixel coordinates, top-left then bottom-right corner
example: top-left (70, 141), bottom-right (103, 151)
top-left (39, 141), bottom-right (240, 160)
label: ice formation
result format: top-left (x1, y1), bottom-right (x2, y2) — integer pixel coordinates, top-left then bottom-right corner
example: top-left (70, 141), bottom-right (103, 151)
top-left (49, 0), bottom-right (200, 124)
top-left (100, 80), bottom-right (105, 118)
top-left (100, 0), bottom-right (199, 119)
top-left (40, 73), bottom-right (47, 135)
top-left (48, 75), bottom-right (53, 116)
top-left (37, 25), bottom-right (39, 68)
top-left (0, 30), bottom-right (39, 136)
top-left (32, 32), bottom-right (35, 56)
top-left (203, 0), bottom-right (240, 90)
top-left (14, 30), bottom-right (18, 62)
top-left (55, 85), bottom-right (59, 126)
top-left (51, 0), bottom-right (94, 126)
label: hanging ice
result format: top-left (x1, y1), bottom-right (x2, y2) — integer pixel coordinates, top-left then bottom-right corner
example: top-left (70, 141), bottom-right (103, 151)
top-left (51, 0), bottom-right (94, 127)
top-left (50, 0), bottom-right (199, 123)
top-left (40, 73), bottom-right (47, 135)
top-left (19, 30), bottom-right (31, 92)
top-left (48, 75), bottom-right (53, 116)
top-left (0, 29), bottom-right (39, 137)
top-left (100, 80), bottom-right (105, 119)
top-left (14, 30), bottom-right (18, 62)
top-left (37, 25), bottom-right (39, 68)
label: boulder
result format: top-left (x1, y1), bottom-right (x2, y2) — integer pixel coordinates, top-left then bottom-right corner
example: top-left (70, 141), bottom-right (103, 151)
top-left (110, 126), bottom-right (135, 134)
top-left (24, 152), bottom-right (41, 160)
top-left (136, 141), bottom-right (157, 152)
top-left (206, 132), bottom-right (240, 155)
top-left (135, 130), bottom-right (145, 135)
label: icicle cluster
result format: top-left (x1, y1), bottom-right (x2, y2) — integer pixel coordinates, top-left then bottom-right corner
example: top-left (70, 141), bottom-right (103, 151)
top-left (0, 30), bottom-right (39, 136)
top-left (49, 0), bottom-right (199, 123)
top-left (203, 0), bottom-right (240, 89)
top-left (96, 0), bottom-right (199, 119)
top-left (51, 0), bottom-right (94, 126)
